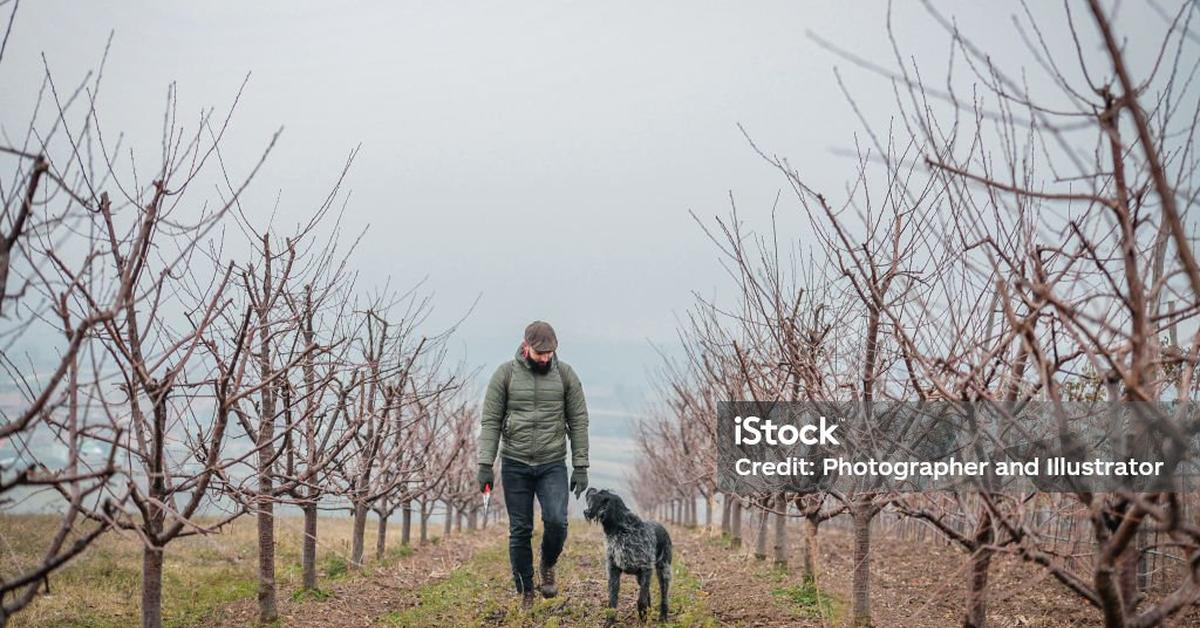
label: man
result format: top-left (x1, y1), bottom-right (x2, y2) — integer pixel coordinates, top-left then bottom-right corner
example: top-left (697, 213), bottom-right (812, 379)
top-left (477, 320), bottom-right (590, 607)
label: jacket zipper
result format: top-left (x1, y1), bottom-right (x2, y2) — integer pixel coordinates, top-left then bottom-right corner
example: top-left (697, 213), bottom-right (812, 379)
top-left (532, 367), bottom-right (540, 463)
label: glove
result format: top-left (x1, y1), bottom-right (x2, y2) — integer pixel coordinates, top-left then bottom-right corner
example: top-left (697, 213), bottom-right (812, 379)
top-left (477, 464), bottom-right (494, 493)
top-left (570, 467), bottom-right (588, 498)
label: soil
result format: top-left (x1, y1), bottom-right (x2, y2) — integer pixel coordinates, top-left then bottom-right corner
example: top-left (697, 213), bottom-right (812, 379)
top-left (198, 525), bottom-right (500, 627)
top-left (200, 519), bottom-right (1200, 627)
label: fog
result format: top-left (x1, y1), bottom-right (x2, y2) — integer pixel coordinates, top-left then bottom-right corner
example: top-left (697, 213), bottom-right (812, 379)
top-left (0, 1), bottom-right (1172, 493)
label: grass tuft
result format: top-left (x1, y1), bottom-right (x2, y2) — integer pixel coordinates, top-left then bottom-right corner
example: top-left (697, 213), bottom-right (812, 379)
top-left (385, 544), bottom-right (415, 563)
top-left (771, 580), bottom-right (838, 620)
top-left (323, 555), bottom-right (349, 580)
top-left (290, 587), bottom-right (331, 602)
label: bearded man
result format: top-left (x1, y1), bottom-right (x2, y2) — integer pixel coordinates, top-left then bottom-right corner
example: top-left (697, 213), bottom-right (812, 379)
top-left (477, 320), bottom-right (590, 607)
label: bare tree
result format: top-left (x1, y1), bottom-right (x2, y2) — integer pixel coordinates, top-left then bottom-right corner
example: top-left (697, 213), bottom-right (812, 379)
top-left (371, 365), bottom-right (468, 558)
top-left (801, 2), bottom-right (1200, 625)
top-left (88, 85), bottom-right (280, 628)
top-left (207, 147), bottom-right (363, 622)
top-left (0, 48), bottom-right (129, 623)
top-left (333, 288), bottom-right (462, 568)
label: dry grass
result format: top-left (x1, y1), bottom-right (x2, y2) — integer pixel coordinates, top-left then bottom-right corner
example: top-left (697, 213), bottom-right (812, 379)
top-left (377, 522), bottom-right (715, 628)
top-left (0, 513), bottom-right (385, 627)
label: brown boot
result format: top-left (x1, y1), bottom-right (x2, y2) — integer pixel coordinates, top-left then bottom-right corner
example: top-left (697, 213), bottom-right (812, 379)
top-left (539, 560), bottom-right (558, 598)
top-left (521, 589), bottom-right (536, 608)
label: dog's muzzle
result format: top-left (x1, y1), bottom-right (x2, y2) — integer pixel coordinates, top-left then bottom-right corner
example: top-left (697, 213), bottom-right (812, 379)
top-left (582, 488), bottom-right (601, 522)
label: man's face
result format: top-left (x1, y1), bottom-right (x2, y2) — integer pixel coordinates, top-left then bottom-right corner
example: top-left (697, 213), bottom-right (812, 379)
top-left (524, 343), bottom-right (554, 374)
top-left (526, 346), bottom-right (553, 365)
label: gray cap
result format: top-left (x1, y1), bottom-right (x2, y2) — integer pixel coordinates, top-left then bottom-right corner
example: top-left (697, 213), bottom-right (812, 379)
top-left (524, 320), bottom-right (558, 352)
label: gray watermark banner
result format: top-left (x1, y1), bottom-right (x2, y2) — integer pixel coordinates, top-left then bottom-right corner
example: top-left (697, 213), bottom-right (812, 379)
top-left (717, 401), bottom-right (1200, 494)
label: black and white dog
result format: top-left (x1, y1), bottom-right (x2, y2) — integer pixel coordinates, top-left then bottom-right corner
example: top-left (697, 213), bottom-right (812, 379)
top-left (582, 488), bottom-right (672, 622)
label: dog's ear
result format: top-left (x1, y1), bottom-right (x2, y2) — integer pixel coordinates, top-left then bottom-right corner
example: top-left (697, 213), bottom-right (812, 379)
top-left (585, 487), bottom-right (597, 498)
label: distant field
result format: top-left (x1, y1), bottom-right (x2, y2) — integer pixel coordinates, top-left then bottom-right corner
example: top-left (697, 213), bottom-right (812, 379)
top-left (0, 514), bottom-right (414, 627)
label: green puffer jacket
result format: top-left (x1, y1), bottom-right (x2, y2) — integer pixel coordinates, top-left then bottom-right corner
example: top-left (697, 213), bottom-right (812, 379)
top-left (478, 347), bottom-right (589, 469)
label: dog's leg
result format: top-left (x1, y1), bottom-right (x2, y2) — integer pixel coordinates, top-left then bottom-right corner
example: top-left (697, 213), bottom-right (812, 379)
top-left (636, 569), bottom-right (651, 621)
top-left (656, 560), bottom-right (671, 621)
top-left (662, 540), bottom-right (672, 624)
top-left (607, 560), bottom-right (621, 610)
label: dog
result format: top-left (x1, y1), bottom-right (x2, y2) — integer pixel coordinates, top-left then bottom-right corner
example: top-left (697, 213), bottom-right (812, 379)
top-left (582, 488), bottom-right (672, 622)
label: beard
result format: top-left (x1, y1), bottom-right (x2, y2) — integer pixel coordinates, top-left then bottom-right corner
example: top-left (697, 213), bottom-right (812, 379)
top-left (526, 356), bottom-right (552, 374)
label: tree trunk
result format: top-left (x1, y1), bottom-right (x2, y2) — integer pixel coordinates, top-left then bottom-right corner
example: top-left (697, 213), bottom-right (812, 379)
top-left (772, 492), bottom-right (789, 570)
top-left (802, 515), bottom-right (820, 584)
top-left (351, 500), bottom-right (368, 568)
top-left (965, 509), bottom-right (994, 628)
top-left (755, 497), bottom-right (770, 560)
top-left (1136, 523), bottom-right (1150, 593)
top-left (443, 500), bottom-right (453, 537)
top-left (420, 500), bottom-right (431, 544)
top-left (721, 494), bottom-right (731, 536)
top-left (730, 498), bottom-right (743, 549)
top-left (704, 493), bottom-right (715, 532)
top-left (851, 502), bottom-right (873, 627)
top-left (401, 500), bottom-right (413, 545)
top-left (455, 505), bottom-right (463, 532)
top-left (142, 544), bottom-right (164, 628)
top-left (302, 502), bottom-right (319, 590)
top-left (254, 286), bottom-right (278, 626)
top-left (468, 506), bottom-right (478, 530)
top-left (143, 389), bottom-right (168, 628)
top-left (376, 510), bottom-right (389, 561)
top-left (1117, 537), bottom-right (1140, 618)
top-left (256, 483), bottom-right (277, 623)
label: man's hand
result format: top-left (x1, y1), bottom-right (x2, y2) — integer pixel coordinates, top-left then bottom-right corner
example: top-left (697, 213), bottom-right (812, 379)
top-left (570, 467), bottom-right (588, 498)
top-left (477, 464), bottom-right (494, 493)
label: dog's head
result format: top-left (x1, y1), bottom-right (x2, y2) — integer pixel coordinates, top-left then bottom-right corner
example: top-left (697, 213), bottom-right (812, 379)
top-left (582, 488), bottom-right (628, 527)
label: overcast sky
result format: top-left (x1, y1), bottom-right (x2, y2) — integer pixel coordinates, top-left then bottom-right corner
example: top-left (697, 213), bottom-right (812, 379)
top-left (0, 1), bottom-right (1173, 435)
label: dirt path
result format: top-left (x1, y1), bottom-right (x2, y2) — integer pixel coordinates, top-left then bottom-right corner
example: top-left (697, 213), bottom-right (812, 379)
top-left (669, 527), bottom-right (835, 627)
top-left (204, 521), bottom-right (844, 628)
top-left (195, 522), bottom-right (757, 626)
top-left (373, 521), bottom-right (717, 627)
top-left (199, 526), bottom-right (500, 627)
top-left (201, 520), bottom-right (847, 627)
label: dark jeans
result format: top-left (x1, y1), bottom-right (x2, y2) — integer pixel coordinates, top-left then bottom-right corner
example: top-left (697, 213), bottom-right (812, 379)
top-left (501, 456), bottom-right (569, 593)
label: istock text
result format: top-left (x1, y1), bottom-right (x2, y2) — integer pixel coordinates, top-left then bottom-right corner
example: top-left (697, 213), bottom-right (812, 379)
top-left (733, 415), bottom-right (840, 446)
